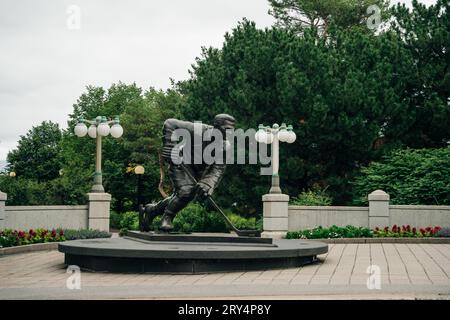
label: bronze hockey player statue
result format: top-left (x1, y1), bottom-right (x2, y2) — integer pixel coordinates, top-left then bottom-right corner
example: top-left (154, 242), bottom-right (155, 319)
top-left (139, 114), bottom-right (236, 232)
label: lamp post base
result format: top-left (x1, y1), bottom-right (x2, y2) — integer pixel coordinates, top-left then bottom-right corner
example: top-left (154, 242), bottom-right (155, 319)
top-left (91, 184), bottom-right (105, 193)
top-left (91, 171), bottom-right (104, 193)
top-left (269, 175), bottom-right (282, 194)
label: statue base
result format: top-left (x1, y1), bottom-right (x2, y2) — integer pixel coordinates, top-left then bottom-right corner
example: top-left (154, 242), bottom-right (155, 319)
top-left (58, 232), bottom-right (328, 274)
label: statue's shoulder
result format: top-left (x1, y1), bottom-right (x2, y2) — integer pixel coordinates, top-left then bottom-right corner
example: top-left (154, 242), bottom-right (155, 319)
top-left (163, 118), bottom-right (193, 130)
top-left (164, 118), bottom-right (183, 128)
top-left (164, 118), bottom-right (210, 131)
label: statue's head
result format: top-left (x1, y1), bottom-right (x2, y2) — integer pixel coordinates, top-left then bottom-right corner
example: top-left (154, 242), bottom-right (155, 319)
top-left (213, 114), bottom-right (235, 134)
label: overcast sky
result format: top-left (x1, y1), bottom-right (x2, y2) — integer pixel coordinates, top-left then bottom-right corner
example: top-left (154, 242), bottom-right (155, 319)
top-left (0, 0), bottom-right (437, 161)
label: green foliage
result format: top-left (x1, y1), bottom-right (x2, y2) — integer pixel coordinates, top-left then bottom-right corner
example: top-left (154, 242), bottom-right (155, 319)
top-left (286, 225), bottom-right (373, 239)
top-left (352, 148), bottom-right (450, 205)
top-left (110, 211), bottom-right (121, 229)
top-left (268, 0), bottom-right (390, 35)
top-left (290, 187), bottom-right (332, 206)
top-left (110, 206), bottom-right (258, 234)
top-left (57, 229), bottom-right (111, 241)
top-left (60, 83), bottom-right (185, 211)
top-left (0, 228), bottom-right (111, 248)
top-left (118, 211), bottom-right (140, 230)
top-left (167, 203), bottom-right (228, 233)
top-left (7, 121), bottom-right (62, 182)
top-left (287, 224), bottom-right (443, 239)
top-left (119, 228), bottom-right (129, 237)
top-left (390, 0), bottom-right (450, 148)
top-left (62, 82), bottom-right (145, 212)
top-left (0, 177), bottom-right (51, 205)
top-left (179, 19), bottom-right (417, 208)
top-left (169, 203), bottom-right (259, 233)
top-left (177, 0), bottom-right (450, 208)
top-left (121, 87), bottom-right (183, 163)
top-left (227, 212), bottom-right (257, 230)
top-left (436, 228), bottom-right (450, 238)
top-left (120, 87), bottom-right (184, 201)
top-left (0, 173), bottom-right (90, 206)
top-left (114, 203), bottom-right (257, 233)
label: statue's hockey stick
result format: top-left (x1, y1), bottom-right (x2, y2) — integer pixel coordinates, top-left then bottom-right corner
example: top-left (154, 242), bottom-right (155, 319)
top-left (179, 163), bottom-right (261, 237)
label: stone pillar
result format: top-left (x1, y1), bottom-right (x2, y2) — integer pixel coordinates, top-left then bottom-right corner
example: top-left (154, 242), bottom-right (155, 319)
top-left (368, 190), bottom-right (390, 229)
top-left (261, 193), bottom-right (289, 239)
top-left (0, 191), bottom-right (6, 230)
top-left (87, 193), bottom-right (111, 232)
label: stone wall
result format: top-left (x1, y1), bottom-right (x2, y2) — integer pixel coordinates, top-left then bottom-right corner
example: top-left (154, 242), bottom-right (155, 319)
top-left (5, 205), bottom-right (89, 230)
top-left (0, 192), bottom-right (111, 232)
top-left (288, 206), bottom-right (369, 231)
top-left (263, 190), bottom-right (450, 238)
top-left (389, 205), bottom-right (450, 228)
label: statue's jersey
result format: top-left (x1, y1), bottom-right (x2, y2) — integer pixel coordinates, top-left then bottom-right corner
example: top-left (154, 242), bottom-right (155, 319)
top-left (161, 118), bottom-right (228, 191)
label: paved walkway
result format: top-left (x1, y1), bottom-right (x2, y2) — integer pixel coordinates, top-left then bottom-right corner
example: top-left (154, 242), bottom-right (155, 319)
top-left (1, 243), bottom-right (450, 299)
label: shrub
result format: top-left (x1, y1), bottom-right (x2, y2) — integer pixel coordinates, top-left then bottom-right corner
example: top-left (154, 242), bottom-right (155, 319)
top-left (286, 225), bottom-right (443, 239)
top-left (0, 170), bottom-right (90, 206)
top-left (119, 211), bottom-right (140, 230)
top-left (0, 228), bottom-right (112, 248)
top-left (119, 228), bottom-right (129, 237)
top-left (436, 227), bottom-right (450, 238)
top-left (286, 225), bottom-right (373, 239)
top-left (59, 229), bottom-right (111, 240)
top-left (110, 211), bottom-right (121, 229)
top-left (116, 203), bottom-right (258, 233)
top-left (290, 188), bottom-right (332, 206)
top-left (227, 212), bottom-right (257, 230)
top-left (171, 203), bottom-right (227, 233)
top-left (352, 148), bottom-right (450, 205)
top-left (145, 203), bottom-right (258, 233)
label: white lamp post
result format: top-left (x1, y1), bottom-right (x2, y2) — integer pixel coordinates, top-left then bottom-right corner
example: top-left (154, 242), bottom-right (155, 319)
top-left (255, 123), bottom-right (296, 194)
top-left (74, 115), bottom-right (123, 192)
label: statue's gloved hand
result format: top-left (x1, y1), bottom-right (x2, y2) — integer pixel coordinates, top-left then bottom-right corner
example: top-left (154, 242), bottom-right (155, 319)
top-left (196, 181), bottom-right (212, 200)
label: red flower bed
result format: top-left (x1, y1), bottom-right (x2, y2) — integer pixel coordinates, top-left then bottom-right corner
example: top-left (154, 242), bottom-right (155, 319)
top-left (373, 225), bottom-right (441, 238)
top-left (0, 229), bottom-right (65, 247)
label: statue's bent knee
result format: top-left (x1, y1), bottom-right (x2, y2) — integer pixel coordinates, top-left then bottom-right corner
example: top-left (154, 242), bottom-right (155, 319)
top-left (176, 185), bottom-right (196, 201)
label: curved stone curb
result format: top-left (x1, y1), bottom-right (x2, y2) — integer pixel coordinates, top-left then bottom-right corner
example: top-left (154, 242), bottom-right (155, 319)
top-left (0, 242), bottom-right (59, 256)
top-left (308, 237), bottom-right (450, 244)
top-left (58, 237), bottom-right (328, 273)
